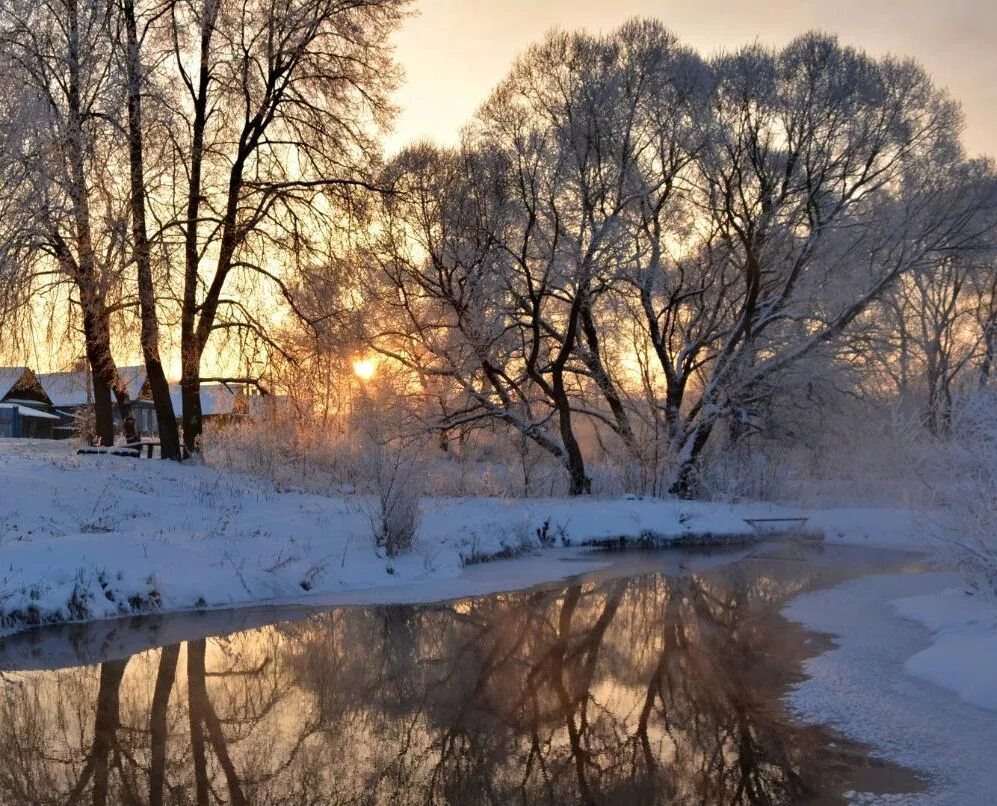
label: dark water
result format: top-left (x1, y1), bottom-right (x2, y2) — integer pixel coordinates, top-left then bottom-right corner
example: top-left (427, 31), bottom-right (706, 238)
top-left (0, 542), bottom-right (924, 805)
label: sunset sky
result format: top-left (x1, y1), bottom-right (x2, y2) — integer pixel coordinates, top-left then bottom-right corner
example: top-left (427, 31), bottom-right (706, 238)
top-left (5, 0), bottom-right (993, 376)
top-left (388, 0), bottom-right (997, 157)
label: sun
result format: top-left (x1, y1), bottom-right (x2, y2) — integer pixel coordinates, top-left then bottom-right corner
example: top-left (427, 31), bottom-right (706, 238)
top-left (352, 358), bottom-right (377, 380)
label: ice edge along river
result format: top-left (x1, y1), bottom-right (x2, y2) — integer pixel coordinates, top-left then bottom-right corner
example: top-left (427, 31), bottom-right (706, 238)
top-left (784, 570), bottom-right (997, 806)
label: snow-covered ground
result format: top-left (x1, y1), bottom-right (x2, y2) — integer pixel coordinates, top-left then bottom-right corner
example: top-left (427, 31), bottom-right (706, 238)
top-left (2, 439), bottom-right (996, 802)
top-left (0, 438), bottom-right (930, 637)
top-left (893, 587), bottom-right (997, 713)
top-left (785, 573), bottom-right (997, 805)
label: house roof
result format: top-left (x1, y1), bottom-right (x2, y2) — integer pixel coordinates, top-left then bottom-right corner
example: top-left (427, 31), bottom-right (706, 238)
top-left (119, 366), bottom-right (146, 399)
top-left (0, 367), bottom-right (30, 399)
top-left (168, 383), bottom-right (242, 417)
top-left (0, 367), bottom-right (50, 404)
top-left (38, 366), bottom-right (146, 407)
top-left (0, 403), bottom-right (60, 420)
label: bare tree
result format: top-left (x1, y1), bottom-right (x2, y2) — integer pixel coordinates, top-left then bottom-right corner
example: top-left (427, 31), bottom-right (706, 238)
top-left (120, 0), bottom-right (182, 457)
top-left (364, 26), bottom-right (993, 499)
top-left (628, 34), bottom-right (982, 495)
top-left (868, 163), bottom-right (997, 431)
top-left (366, 23), bottom-right (706, 495)
top-left (0, 0), bottom-right (139, 445)
top-left (154, 0), bottom-right (406, 451)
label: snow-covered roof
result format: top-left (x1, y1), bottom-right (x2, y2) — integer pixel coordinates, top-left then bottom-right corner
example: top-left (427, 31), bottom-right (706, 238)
top-left (0, 403), bottom-right (59, 420)
top-left (168, 383), bottom-right (242, 417)
top-left (0, 367), bottom-right (32, 399)
top-left (0, 367), bottom-right (49, 404)
top-left (38, 366), bottom-right (145, 407)
top-left (119, 366), bottom-right (146, 399)
top-left (36, 371), bottom-right (90, 407)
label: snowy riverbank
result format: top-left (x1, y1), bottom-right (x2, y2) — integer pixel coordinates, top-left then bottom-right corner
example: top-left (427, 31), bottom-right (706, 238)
top-left (5, 438), bottom-right (997, 803)
top-left (785, 573), bottom-right (997, 805)
top-left (0, 439), bottom-right (930, 637)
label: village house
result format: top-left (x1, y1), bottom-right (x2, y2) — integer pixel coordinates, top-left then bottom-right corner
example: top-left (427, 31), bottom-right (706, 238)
top-left (0, 366), bottom-right (252, 440)
top-left (38, 366), bottom-right (156, 437)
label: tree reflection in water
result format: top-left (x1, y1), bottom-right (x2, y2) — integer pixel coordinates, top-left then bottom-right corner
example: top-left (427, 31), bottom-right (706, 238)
top-left (0, 559), bottom-right (874, 804)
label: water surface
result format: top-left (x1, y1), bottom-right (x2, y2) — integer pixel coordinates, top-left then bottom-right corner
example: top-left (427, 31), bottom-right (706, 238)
top-left (0, 542), bottom-right (924, 805)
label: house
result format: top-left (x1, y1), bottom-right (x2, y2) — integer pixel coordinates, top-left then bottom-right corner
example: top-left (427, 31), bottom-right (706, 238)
top-left (167, 383), bottom-right (248, 424)
top-left (37, 366), bottom-right (157, 438)
top-left (2, 364), bottom-right (261, 440)
top-left (0, 367), bottom-right (59, 438)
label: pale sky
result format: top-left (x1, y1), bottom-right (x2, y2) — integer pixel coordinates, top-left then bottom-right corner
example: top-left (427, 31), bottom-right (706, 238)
top-left (387, 0), bottom-right (997, 157)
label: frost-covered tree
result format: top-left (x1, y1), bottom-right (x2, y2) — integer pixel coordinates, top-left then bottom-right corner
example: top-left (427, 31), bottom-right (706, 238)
top-left (930, 388), bottom-right (997, 594)
top-left (0, 0), bottom-right (139, 445)
top-left (357, 24), bottom-right (989, 498)
top-left (866, 162), bottom-right (997, 434)
top-left (364, 22), bottom-right (708, 495)
top-left (632, 34), bottom-right (982, 496)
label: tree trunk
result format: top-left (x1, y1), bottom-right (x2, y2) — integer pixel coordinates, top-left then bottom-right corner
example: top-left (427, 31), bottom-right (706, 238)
top-left (179, 0), bottom-right (218, 454)
top-left (123, 0), bottom-right (181, 459)
top-left (89, 362), bottom-right (114, 447)
top-left (84, 302), bottom-right (137, 445)
top-left (66, 0), bottom-right (136, 446)
top-left (180, 360), bottom-right (202, 453)
top-left (565, 442), bottom-right (591, 496)
top-left (668, 419), bottom-right (715, 500)
top-left (553, 378), bottom-right (590, 496)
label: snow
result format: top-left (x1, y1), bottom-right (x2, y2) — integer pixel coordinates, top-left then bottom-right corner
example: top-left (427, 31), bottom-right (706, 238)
top-left (37, 366), bottom-right (146, 407)
top-left (0, 367), bottom-right (32, 399)
top-left (168, 382), bottom-right (240, 416)
top-left (3, 438), bottom-right (996, 803)
top-left (0, 439), bottom-right (929, 638)
top-left (785, 572), bottom-right (997, 805)
top-left (893, 587), bottom-right (997, 712)
top-left (0, 404), bottom-right (59, 420)
top-left (806, 507), bottom-right (937, 550)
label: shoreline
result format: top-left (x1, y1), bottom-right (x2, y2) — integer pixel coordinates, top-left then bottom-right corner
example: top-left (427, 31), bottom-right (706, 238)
top-left (0, 444), bottom-right (931, 640)
top-left (784, 571), bottom-right (997, 805)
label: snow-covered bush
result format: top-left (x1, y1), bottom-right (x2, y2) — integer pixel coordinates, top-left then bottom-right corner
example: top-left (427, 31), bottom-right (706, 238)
top-left (931, 389), bottom-right (997, 595)
top-left (362, 440), bottom-right (422, 558)
top-left (72, 404), bottom-right (97, 447)
top-left (202, 409), bottom-right (360, 492)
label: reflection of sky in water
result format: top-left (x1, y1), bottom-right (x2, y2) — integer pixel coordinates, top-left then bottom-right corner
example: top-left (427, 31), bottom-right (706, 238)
top-left (0, 544), bottom-right (924, 804)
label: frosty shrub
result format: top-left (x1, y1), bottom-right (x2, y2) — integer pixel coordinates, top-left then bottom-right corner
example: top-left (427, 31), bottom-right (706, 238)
top-left (72, 404), bottom-right (98, 448)
top-left (203, 407), bottom-right (361, 492)
top-left (362, 437), bottom-right (423, 557)
top-left (932, 389), bottom-right (997, 596)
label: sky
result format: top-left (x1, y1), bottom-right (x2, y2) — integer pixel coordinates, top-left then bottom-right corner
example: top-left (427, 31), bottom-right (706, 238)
top-left (387, 0), bottom-right (997, 158)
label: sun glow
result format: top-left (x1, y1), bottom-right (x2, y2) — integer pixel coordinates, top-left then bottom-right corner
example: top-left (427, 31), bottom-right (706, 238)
top-left (352, 358), bottom-right (377, 380)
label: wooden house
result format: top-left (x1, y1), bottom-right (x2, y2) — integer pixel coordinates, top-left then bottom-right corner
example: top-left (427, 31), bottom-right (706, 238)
top-left (37, 366), bottom-right (157, 437)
